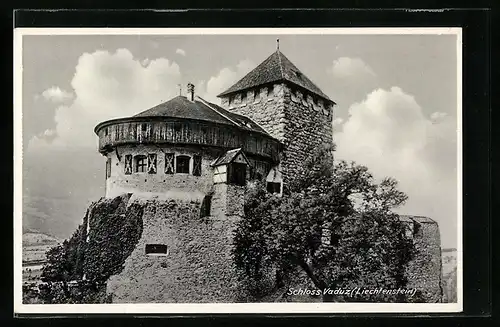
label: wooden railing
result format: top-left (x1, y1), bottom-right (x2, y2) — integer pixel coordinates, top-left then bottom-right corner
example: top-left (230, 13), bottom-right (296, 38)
top-left (97, 120), bottom-right (281, 160)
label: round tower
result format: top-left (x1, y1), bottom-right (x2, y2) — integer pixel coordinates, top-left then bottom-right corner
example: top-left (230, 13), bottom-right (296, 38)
top-left (94, 86), bottom-right (282, 201)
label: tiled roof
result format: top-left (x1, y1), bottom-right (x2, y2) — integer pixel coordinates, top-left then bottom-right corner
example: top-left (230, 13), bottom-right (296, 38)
top-left (211, 148), bottom-right (249, 167)
top-left (217, 50), bottom-right (333, 103)
top-left (133, 95), bottom-right (268, 134)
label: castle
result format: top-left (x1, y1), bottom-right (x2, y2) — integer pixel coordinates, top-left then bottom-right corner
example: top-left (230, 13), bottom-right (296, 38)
top-left (92, 48), bottom-right (443, 303)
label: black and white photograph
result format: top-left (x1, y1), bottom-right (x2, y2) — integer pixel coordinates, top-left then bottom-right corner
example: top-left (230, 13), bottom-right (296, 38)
top-left (14, 28), bottom-right (462, 314)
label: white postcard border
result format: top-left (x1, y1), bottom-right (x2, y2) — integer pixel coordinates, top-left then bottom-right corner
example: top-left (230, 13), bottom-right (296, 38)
top-left (13, 27), bottom-right (463, 314)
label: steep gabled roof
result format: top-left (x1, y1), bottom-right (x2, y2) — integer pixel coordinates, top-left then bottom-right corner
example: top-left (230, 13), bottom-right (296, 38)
top-left (211, 148), bottom-right (250, 167)
top-left (217, 50), bottom-right (333, 103)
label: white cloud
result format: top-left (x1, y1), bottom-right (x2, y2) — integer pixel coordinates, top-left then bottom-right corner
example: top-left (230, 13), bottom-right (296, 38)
top-left (334, 86), bottom-right (457, 247)
top-left (198, 59), bottom-right (255, 104)
top-left (28, 48), bottom-right (181, 150)
top-left (175, 48), bottom-right (186, 56)
top-left (331, 57), bottom-right (376, 80)
top-left (430, 111), bottom-right (448, 122)
top-left (43, 129), bottom-right (56, 137)
top-left (41, 86), bottom-right (73, 103)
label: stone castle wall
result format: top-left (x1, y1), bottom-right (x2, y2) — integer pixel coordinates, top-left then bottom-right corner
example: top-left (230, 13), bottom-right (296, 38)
top-left (220, 83), bottom-right (333, 185)
top-left (401, 216), bottom-right (443, 302)
top-left (212, 183), bottom-right (245, 218)
top-left (106, 195), bottom-right (245, 303)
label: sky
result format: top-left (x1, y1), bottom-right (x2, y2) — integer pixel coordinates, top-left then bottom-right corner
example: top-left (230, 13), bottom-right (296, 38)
top-left (19, 31), bottom-right (459, 248)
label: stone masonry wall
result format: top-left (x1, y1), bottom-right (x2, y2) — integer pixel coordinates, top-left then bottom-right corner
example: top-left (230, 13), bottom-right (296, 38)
top-left (212, 183), bottom-right (245, 218)
top-left (220, 83), bottom-right (334, 186)
top-left (402, 216), bottom-right (443, 303)
top-left (106, 195), bottom-right (245, 303)
top-left (281, 85), bottom-right (334, 182)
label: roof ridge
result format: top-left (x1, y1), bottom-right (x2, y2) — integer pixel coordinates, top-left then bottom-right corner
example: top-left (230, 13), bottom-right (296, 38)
top-left (195, 96), bottom-right (242, 127)
top-left (277, 50), bottom-right (285, 79)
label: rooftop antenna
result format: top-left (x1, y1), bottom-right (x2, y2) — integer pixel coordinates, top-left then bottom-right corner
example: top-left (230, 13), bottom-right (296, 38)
top-left (277, 38), bottom-right (280, 51)
top-left (177, 84), bottom-right (182, 96)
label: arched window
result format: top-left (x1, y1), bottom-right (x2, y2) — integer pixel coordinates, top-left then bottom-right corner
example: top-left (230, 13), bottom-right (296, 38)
top-left (176, 155), bottom-right (190, 174)
top-left (134, 155), bottom-right (147, 173)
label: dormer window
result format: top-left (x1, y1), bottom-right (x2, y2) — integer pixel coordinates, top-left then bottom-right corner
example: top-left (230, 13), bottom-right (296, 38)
top-left (211, 148), bottom-right (250, 186)
top-left (176, 155), bottom-right (190, 174)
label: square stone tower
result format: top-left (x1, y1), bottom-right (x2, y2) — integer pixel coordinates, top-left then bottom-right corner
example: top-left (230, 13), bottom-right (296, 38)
top-left (217, 49), bottom-right (335, 188)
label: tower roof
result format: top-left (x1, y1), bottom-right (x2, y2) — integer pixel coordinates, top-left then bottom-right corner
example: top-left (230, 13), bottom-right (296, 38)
top-left (217, 50), bottom-right (334, 104)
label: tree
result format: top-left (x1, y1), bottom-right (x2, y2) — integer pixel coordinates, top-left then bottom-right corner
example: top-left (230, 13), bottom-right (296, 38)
top-left (233, 143), bottom-right (415, 302)
top-left (39, 223), bottom-right (87, 303)
top-left (37, 195), bottom-right (143, 304)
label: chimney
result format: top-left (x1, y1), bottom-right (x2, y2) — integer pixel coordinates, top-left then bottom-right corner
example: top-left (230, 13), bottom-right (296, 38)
top-left (187, 83), bottom-right (195, 102)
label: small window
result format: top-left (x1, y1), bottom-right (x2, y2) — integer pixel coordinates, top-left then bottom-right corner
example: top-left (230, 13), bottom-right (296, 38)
top-left (241, 93), bottom-right (247, 102)
top-left (105, 158), bottom-right (111, 179)
top-left (104, 128), bottom-right (109, 136)
top-left (135, 155), bottom-right (147, 173)
top-left (141, 123), bottom-right (148, 132)
top-left (176, 155), bottom-right (190, 174)
top-left (228, 162), bottom-right (247, 186)
top-left (267, 182), bottom-right (281, 194)
top-left (145, 244), bottom-right (168, 256)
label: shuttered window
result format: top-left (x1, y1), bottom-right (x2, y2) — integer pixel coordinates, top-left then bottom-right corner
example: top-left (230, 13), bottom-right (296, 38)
top-left (193, 155), bottom-right (202, 176)
top-left (165, 153), bottom-right (174, 174)
top-left (147, 153), bottom-right (157, 174)
top-left (124, 155), bottom-right (132, 175)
